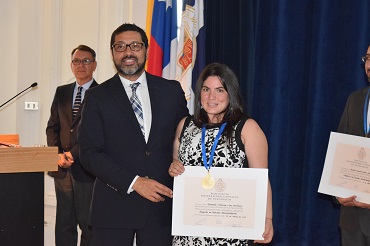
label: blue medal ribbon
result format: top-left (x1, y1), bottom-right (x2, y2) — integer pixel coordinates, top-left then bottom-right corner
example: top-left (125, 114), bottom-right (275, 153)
top-left (364, 89), bottom-right (370, 136)
top-left (201, 122), bottom-right (227, 172)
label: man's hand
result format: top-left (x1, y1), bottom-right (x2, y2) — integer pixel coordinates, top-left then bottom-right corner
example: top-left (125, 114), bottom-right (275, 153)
top-left (57, 152), bottom-right (74, 168)
top-left (64, 151), bottom-right (74, 162)
top-left (132, 177), bottom-right (173, 202)
top-left (337, 195), bottom-right (370, 209)
top-left (336, 196), bottom-right (357, 206)
top-left (353, 199), bottom-right (370, 209)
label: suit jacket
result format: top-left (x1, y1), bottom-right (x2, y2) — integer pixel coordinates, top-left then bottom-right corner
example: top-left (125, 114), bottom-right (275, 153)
top-left (337, 86), bottom-right (370, 236)
top-left (79, 72), bottom-right (189, 229)
top-left (46, 80), bottom-right (98, 182)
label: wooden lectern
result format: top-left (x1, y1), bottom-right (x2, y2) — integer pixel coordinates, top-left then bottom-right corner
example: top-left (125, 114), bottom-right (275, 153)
top-left (0, 134), bottom-right (58, 246)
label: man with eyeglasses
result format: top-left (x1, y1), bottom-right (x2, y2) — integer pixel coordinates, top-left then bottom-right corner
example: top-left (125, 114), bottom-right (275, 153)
top-left (78, 23), bottom-right (188, 245)
top-left (336, 44), bottom-right (370, 246)
top-left (47, 44), bottom-right (98, 246)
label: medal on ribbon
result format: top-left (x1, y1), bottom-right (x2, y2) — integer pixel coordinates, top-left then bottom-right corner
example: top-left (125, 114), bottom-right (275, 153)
top-left (201, 122), bottom-right (227, 189)
top-left (201, 172), bottom-right (215, 190)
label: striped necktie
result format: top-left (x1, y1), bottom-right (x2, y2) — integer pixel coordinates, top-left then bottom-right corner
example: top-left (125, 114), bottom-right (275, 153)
top-left (72, 86), bottom-right (83, 120)
top-left (130, 82), bottom-right (145, 136)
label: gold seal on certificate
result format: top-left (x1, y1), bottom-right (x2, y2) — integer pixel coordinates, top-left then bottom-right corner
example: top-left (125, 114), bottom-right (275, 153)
top-left (201, 172), bottom-right (215, 189)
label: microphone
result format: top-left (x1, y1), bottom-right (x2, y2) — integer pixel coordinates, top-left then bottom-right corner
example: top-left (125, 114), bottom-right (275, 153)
top-left (0, 82), bottom-right (38, 109)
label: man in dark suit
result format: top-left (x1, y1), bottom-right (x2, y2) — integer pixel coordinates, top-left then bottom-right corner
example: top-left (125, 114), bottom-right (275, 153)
top-left (78, 23), bottom-right (188, 245)
top-left (337, 44), bottom-right (370, 245)
top-left (46, 44), bottom-right (98, 246)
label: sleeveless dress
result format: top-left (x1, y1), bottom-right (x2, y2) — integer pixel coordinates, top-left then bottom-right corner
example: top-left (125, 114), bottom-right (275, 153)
top-left (173, 116), bottom-right (255, 246)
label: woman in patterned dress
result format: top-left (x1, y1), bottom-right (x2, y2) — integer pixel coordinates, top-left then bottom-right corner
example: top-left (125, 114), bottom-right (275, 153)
top-left (168, 63), bottom-right (273, 246)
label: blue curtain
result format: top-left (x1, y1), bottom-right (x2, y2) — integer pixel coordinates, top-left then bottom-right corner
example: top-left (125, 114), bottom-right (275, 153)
top-left (205, 0), bottom-right (256, 114)
top-left (205, 0), bottom-right (370, 245)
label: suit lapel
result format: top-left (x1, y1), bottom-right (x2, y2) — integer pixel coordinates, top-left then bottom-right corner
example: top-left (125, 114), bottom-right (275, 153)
top-left (360, 87), bottom-right (370, 136)
top-left (62, 84), bottom-right (74, 125)
top-left (146, 74), bottom-right (161, 146)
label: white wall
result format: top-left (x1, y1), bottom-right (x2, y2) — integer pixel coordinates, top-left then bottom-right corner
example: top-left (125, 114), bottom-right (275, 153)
top-left (0, 0), bottom-right (147, 143)
top-left (0, 0), bottom-right (147, 204)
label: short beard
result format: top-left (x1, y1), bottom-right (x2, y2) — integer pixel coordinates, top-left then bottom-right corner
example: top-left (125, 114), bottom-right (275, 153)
top-left (115, 54), bottom-right (146, 78)
top-left (115, 62), bottom-right (145, 77)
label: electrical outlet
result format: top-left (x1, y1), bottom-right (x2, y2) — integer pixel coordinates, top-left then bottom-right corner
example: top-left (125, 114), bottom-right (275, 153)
top-left (25, 101), bottom-right (39, 110)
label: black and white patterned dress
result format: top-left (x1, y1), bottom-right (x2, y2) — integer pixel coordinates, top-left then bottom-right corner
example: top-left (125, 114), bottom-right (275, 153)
top-left (173, 116), bottom-right (255, 246)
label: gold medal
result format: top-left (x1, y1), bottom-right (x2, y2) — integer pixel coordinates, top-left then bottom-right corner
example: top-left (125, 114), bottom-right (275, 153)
top-left (201, 122), bottom-right (227, 190)
top-left (201, 172), bottom-right (215, 189)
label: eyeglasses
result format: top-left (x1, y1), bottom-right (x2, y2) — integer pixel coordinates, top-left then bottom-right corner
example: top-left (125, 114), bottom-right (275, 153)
top-left (112, 42), bottom-right (145, 52)
top-left (362, 56), bottom-right (370, 63)
top-left (71, 59), bottom-right (95, 65)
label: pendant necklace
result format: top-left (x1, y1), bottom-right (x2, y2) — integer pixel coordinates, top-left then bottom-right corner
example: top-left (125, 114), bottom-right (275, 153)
top-left (201, 122), bottom-right (227, 189)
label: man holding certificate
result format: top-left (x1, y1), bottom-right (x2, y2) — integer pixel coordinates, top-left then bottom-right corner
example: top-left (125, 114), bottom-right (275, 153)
top-left (169, 63), bottom-right (273, 245)
top-left (336, 44), bottom-right (370, 246)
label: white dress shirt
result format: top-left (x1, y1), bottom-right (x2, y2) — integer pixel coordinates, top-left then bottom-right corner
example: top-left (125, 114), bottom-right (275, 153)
top-left (74, 79), bottom-right (94, 104)
top-left (119, 73), bottom-right (152, 142)
top-left (119, 72), bottom-right (152, 194)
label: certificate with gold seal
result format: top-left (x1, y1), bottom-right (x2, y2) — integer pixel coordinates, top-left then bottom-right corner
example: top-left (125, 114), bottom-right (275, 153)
top-left (319, 132), bottom-right (370, 203)
top-left (172, 166), bottom-right (268, 240)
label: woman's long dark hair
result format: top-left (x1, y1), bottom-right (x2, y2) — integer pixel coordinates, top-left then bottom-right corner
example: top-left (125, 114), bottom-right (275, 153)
top-left (193, 63), bottom-right (245, 140)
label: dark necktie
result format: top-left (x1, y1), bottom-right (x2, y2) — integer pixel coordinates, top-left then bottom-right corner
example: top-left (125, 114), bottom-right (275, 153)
top-left (72, 86), bottom-right (83, 120)
top-left (129, 82), bottom-right (145, 136)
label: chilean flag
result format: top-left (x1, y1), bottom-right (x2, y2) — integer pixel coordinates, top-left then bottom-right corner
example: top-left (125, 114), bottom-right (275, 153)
top-left (146, 0), bottom-right (178, 79)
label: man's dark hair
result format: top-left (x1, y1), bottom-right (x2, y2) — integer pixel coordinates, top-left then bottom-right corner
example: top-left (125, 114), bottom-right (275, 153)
top-left (71, 45), bottom-right (96, 60)
top-left (110, 23), bottom-right (149, 50)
